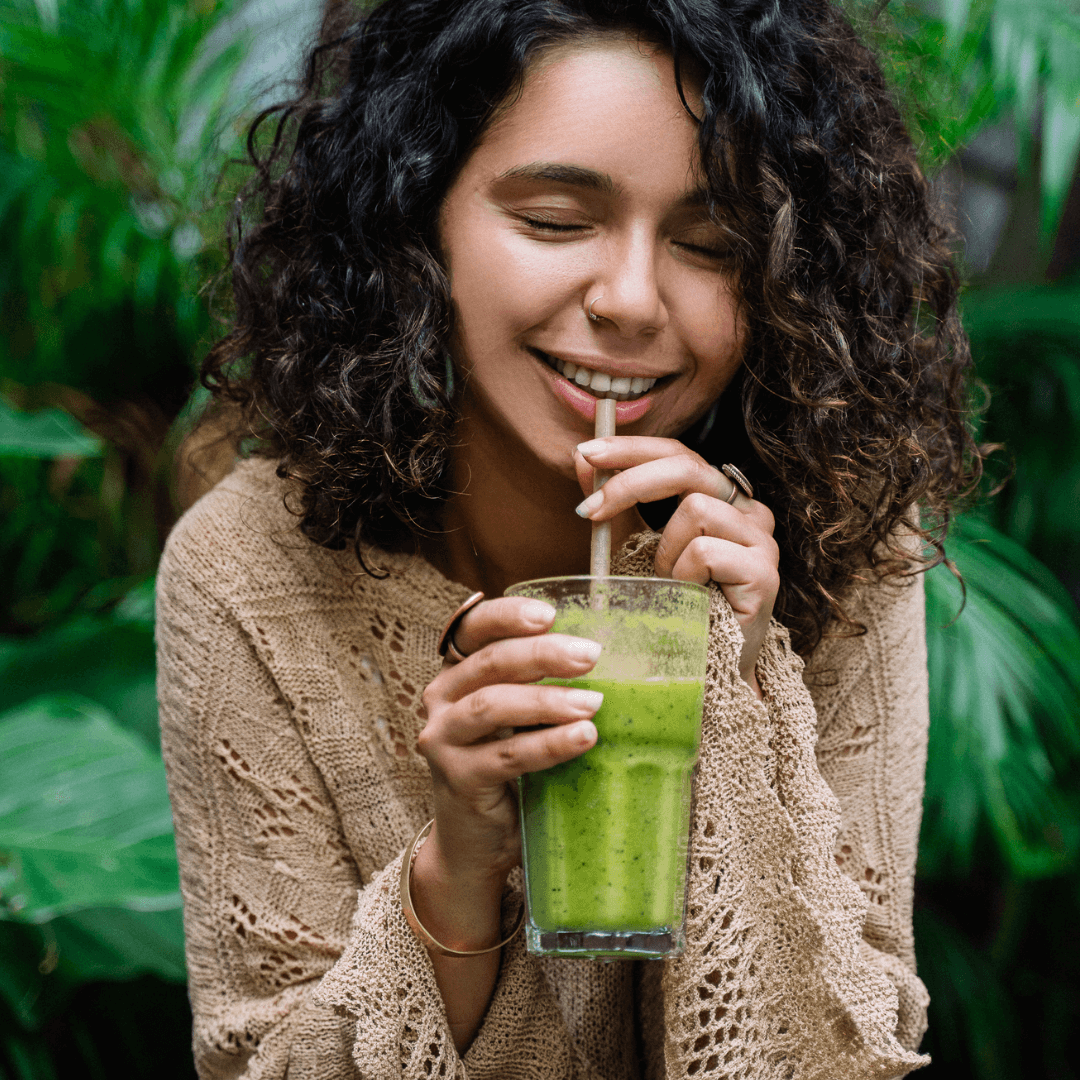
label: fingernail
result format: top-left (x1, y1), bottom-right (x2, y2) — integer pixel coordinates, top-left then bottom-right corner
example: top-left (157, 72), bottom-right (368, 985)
top-left (568, 720), bottom-right (597, 746)
top-left (565, 689), bottom-right (604, 713)
top-left (522, 600), bottom-right (556, 628)
top-left (576, 439), bottom-right (606, 457)
top-left (566, 638), bottom-right (602, 662)
top-left (575, 492), bottom-right (603, 519)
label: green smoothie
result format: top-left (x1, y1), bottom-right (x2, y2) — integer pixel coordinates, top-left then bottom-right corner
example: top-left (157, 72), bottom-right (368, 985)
top-left (519, 675), bottom-right (705, 933)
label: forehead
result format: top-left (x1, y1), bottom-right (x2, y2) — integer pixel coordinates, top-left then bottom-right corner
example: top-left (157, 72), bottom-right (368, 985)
top-left (461, 36), bottom-right (705, 198)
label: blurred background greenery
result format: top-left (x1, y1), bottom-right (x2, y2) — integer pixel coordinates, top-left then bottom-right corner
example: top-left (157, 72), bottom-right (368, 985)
top-left (1, 0), bottom-right (1078, 1076)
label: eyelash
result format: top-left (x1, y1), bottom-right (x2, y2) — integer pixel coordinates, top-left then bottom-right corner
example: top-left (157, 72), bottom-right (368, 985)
top-left (519, 215), bottom-right (584, 232)
top-left (678, 242), bottom-right (734, 260)
top-left (519, 215), bottom-right (734, 261)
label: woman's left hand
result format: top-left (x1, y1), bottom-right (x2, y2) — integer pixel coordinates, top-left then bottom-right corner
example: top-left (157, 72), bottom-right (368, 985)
top-left (573, 436), bottom-right (779, 697)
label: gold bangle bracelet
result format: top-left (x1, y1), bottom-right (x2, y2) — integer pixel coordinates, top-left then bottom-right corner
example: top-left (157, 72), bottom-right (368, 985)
top-left (399, 818), bottom-right (525, 957)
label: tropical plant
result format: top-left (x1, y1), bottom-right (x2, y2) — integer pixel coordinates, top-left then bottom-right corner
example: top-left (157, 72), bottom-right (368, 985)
top-left (1, 0), bottom-right (1079, 1076)
top-left (0, 0), bottom-right (253, 1072)
top-left (849, 0), bottom-right (1080, 243)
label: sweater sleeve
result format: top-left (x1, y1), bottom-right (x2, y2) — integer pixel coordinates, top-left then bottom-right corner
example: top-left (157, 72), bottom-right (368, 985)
top-left (610, 534), bottom-right (929, 1080)
top-left (157, 540), bottom-right (360, 1079)
top-left (157, 524), bottom-right (600, 1080)
top-left (804, 568), bottom-right (932, 1052)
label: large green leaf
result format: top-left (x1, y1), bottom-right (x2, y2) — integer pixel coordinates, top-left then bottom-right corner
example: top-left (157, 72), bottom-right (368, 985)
top-left (0, 907), bottom-right (185, 1033)
top-left (0, 609), bottom-right (158, 747)
top-left (0, 697), bottom-right (180, 923)
top-left (923, 515), bottom-right (1080, 878)
top-left (43, 907), bottom-right (185, 983)
top-left (0, 398), bottom-right (101, 459)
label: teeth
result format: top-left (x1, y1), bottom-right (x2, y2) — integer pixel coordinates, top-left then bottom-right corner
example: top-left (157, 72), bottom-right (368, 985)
top-left (547, 354), bottom-right (659, 400)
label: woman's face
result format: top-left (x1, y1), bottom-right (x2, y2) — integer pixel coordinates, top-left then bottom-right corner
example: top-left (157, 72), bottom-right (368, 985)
top-left (438, 36), bottom-right (745, 480)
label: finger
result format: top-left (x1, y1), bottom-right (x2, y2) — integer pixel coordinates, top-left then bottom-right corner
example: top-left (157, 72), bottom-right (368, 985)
top-left (438, 683), bottom-right (605, 747)
top-left (452, 595), bottom-right (556, 658)
top-left (572, 436), bottom-right (692, 501)
top-left (573, 444), bottom-right (597, 500)
top-left (575, 435), bottom-right (691, 469)
top-left (444, 718), bottom-right (598, 786)
top-left (655, 493), bottom-right (778, 577)
top-left (575, 455), bottom-right (748, 522)
top-left (669, 535), bottom-right (780, 617)
top-left (741, 496), bottom-right (775, 535)
top-left (438, 633), bottom-right (602, 702)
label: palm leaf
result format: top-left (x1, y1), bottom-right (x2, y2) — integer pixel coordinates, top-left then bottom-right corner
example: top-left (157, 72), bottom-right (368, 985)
top-left (846, 0), bottom-right (1080, 243)
top-left (923, 514), bottom-right (1080, 878)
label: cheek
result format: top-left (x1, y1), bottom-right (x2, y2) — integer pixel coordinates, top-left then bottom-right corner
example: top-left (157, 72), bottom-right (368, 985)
top-left (447, 231), bottom-right (577, 348)
top-left (682, 287), bottom-right (745, 389)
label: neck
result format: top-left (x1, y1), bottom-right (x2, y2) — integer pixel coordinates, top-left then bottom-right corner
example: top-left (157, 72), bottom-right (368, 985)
top-left (420, 414), bottom-right (643, 596)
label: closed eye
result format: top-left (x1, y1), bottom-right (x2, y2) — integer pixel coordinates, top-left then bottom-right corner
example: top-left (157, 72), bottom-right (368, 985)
top-left (518, 215), bottom-right (586, 233)
top-left (675, 241), bottom-right (735, 261)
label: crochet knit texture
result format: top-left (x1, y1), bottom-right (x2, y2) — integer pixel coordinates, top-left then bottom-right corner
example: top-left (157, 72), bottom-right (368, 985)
top-left (157, 458), bottom-right (930, 1079)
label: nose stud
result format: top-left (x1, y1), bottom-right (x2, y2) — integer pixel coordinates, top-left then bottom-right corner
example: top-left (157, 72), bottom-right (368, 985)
top-left (587, 297), bottom-right (605, 323)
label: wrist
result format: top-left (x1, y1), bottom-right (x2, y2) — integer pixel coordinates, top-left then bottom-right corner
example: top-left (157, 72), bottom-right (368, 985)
top-left (409, 825), bottom-right (508, 952)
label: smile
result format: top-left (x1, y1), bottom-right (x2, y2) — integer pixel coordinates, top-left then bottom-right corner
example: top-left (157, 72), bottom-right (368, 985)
top-left (533, 350), bottom-right (660, 401)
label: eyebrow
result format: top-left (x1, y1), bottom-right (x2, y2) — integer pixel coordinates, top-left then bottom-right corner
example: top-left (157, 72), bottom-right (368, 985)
top-left (492, 160), bottom-right (712, 209)
top-left (493, 162), bottom-right (618, 194)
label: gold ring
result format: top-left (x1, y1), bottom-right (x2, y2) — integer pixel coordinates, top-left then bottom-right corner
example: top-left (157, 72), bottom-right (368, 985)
top-left (437, 591), bottom-right (485, 662)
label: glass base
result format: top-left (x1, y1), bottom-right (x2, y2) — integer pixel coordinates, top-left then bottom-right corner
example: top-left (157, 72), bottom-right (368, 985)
top-left (526, 923), bottom-right (683, 959)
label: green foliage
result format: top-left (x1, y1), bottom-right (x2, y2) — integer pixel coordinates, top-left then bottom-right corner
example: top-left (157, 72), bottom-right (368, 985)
top-left (914, 904), bottom-right (1021, 1079)
top-left (0, 600), bottom-right (159, 747)
top-left (0, 400), bottom-right (102, 459)
top-left (848, 0), bottom-right (1080, 242)
top-left (923, 516), bottom-right (1080, 879)
top-left (0, 0), bottom-right (252, 408)
top-left (961, 278), bottom-right (1080, 583)
top-left (0, 450), bottom-right (161, 633)
top-left (0, 0), bottom-right (251, 1070)
top-left (0, 697), bottom-right (179, 923)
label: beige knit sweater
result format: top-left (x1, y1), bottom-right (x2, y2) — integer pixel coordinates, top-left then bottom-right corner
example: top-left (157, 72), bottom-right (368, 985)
top-left (157, 457), bottom-right (931, 1080)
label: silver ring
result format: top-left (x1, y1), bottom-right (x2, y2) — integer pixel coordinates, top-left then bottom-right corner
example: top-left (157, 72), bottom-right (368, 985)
top-left (721, 463), bottom-right (753, 501)
top-left (588, 297), bottom-right (603, 323)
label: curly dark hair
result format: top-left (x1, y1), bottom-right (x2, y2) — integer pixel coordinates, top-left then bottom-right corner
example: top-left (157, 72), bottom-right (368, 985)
top-left (202, 0), bottom-right (982, 655)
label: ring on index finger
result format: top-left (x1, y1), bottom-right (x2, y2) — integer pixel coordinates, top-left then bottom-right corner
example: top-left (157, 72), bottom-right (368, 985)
top-left (437, 591), bottom-right (485, 664)
top-left (721, 463), bottom-right (753, 503)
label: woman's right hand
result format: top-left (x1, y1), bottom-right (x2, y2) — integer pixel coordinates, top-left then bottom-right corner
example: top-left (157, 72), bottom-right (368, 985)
top-left (415, 596), bottom-right (604, 916)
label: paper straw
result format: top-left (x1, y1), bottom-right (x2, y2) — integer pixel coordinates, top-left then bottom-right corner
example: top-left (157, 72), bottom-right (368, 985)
top-left (589, 397), bottom-right (617, 578)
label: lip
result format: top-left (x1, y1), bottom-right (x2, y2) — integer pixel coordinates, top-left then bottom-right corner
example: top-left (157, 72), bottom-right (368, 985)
top-left (532, 348), bottom-right (658, 424)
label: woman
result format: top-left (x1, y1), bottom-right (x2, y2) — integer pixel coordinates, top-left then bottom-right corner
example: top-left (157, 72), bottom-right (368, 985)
top-left (157, 0), bottom-right (979, 1076)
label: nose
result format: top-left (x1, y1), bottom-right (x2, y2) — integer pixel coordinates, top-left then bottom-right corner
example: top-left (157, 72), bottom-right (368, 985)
top-left (590, 226), bottom-right (668, 336)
